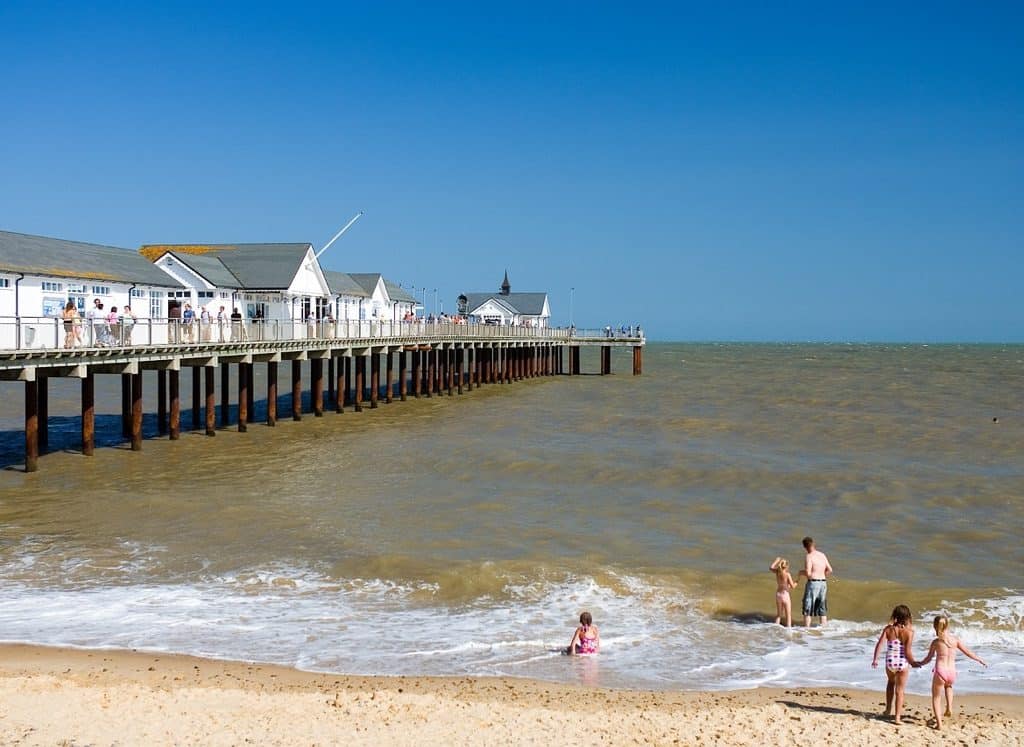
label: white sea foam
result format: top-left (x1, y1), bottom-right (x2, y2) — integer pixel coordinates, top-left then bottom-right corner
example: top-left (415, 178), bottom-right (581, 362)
top-left (0, 568), bottom-right (1020, 694)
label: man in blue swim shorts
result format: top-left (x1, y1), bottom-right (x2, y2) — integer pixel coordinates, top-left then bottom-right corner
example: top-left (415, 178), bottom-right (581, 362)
top-left (798, 536), bottom-right (833, 627)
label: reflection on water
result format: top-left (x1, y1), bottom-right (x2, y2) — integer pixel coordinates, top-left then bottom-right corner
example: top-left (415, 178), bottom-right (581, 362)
top-left (0, 344), bottom-right (1021, 692)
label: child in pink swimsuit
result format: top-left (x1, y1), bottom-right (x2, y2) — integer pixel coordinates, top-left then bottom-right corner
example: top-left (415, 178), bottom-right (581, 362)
top-left (917, 615), bottom-right (987, 731)
top-left (567, 611), bottom-right (600, 655)
top-left (871, 605), bottom-right (919, 725)
top-left (769, 557), bottom-right (798, 627)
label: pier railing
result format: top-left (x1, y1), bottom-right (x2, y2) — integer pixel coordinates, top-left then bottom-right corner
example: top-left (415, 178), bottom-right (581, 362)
top-left (0, 316), bottom-right (644, 353)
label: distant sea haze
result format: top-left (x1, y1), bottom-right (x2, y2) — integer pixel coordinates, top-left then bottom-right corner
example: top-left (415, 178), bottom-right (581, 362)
top-left (0, 343), bottom-right (1021, 693)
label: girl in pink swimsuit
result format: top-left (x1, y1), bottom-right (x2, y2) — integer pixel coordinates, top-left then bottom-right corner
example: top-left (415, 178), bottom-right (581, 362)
top-left (871, 605), bottom-right (919, 725)
top-left (567, 611), bottom-right (600, 655)
top-left (917, 615), bottom-right (987, 731)
top-left (769, 557), bottom-right (798, 627)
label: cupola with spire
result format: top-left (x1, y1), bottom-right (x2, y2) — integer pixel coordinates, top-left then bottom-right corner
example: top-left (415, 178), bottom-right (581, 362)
top-left (499, 270), bottom-right (511, 295)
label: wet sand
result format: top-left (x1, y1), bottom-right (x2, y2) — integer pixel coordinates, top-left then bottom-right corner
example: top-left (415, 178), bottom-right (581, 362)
top-left (0, 644), bottom-right (1021, 745)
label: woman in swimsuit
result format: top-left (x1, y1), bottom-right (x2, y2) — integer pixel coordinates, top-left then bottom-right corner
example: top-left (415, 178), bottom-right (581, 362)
top-left (769, 557), bottom-right (798, 627)
top-left (871, 605), bottom-right (919, 724)
top-left (917, 615), bottom-right (987, 730)
top-left (566, 611), bottom-right (600, 655)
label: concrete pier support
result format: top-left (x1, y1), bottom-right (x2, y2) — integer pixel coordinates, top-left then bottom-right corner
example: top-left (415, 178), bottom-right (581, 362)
top-left (204, 366), bottom-right (216, 436)
top-left (157, 370), bottom-right (167, 435)
top-left (169, 369), bottom-right (180, 440)
top-left (267, 361), bottom-right (278, 426)
top-left (238, 362), bottom-right (249, 430)
top-left (291, 360), bottom-right (302, 421)
top-left (25, 380), bottom-right (38, 473)
top-left (312, 358), bottom-right (324, 416)
top-left (385, 351), bottom-right (393, 403)
top-left (600, 346), bottom-right (612, 375)
top-left (82, 372), bottom-right (95, 455)
top-left (131, 372), bottom-right (143, 451)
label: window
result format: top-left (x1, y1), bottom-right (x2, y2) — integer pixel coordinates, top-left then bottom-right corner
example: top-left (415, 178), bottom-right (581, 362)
top-left (149, 290), bottom-right (164, 318)
top-left (66, 283), bottom-right (87, 293)
top-left (91, 285), bottom-right (111, 296)
top-left (0, 278), bottom-right (10, 289)
top-left (197, 290), bottom-right (214, 300)
top-left (42, 281), bottom-right (63, 292)
top-left (131, 288), bottom-right (147, 298)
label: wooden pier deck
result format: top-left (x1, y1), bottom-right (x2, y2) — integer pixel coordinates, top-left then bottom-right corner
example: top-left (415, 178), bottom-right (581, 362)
top-left (0, 323), bottom-right (644, 472)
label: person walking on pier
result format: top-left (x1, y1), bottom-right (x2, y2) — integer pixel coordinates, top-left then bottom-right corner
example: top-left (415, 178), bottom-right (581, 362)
top-left (217, 306), bottom-right (228, 342)
top-left (61, 301), bottom-right (79, 349)
top-left (182, 303), bottom-right (196, 343)
top-left (200, 306), bottom-right (212, 342)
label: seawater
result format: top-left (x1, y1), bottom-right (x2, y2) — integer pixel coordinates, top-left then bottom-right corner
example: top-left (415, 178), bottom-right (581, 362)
top-left (0, 343), bottom-right (1021, 695)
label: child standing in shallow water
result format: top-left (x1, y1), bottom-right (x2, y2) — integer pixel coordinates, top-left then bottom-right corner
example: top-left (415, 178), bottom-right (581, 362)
top-left (769, 557), bottom-right (798, 627)
top-left (871, 605), bottom-right (919, 725)
top-left (917, 615), bottom-right (987, 731)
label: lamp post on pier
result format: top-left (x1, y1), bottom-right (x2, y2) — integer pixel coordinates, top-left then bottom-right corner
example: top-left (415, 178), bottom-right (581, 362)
top-left (569, 287), bottom-right (575, 328)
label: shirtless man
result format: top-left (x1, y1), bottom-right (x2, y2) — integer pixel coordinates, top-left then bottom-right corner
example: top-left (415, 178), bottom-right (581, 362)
top-left (797, 536), bottom-right (833, 627)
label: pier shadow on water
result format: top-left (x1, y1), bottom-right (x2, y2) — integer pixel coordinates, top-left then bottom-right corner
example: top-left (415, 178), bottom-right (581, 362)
top-left (0, 394), bottom-right (313, 471)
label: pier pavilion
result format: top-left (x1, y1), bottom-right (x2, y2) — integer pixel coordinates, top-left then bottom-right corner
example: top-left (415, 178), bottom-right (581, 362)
top-left (1, 322), bottom-right (644, 472)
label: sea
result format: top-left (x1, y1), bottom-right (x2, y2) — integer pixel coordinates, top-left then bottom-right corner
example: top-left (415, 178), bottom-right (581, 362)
top-left (0, 342), bottom-right (1021, 696)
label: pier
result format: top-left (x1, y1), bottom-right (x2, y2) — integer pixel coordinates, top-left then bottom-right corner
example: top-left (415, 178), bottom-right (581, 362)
top-left (1, 321), bottom-right (644, 472)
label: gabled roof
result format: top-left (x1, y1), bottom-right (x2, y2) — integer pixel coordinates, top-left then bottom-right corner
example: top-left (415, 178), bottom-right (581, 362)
top-left (162, 251), bottom-right (242, 288)
top-left (347, 273), bottom-right (383, 297)
top-left (323, 270), bottom-right (370, 298)
top-left (0, 230), bottom-right (182, 287)
top-left (383, 279), bottom-right (417, 303)
top-left (462, 292), bottom-right (549, 316)
top-left (140, 243), bottom-right (313, 290)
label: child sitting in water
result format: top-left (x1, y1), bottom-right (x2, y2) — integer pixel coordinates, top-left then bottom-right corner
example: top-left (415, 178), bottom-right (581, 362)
top-left (871, 605), bottom-right (919, 725)
top-left (916, 615), bottom-right (987, 731)
top-left (566, 611), bottom-right (600, 655)
top-left (769, 557), bottom-right (798, 627)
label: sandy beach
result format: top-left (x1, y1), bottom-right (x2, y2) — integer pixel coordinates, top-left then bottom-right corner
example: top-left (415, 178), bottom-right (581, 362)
top-left (0, 644), bottom-right (1020, 746)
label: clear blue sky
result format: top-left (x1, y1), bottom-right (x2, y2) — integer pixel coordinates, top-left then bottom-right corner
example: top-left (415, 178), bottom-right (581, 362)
top-left (2, 2), bottom-right (1021, 341)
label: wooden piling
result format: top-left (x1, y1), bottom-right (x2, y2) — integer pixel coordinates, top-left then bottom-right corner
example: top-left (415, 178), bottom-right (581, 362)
top-left (267, 361), bottom-right (278, 426)
top-left (426, 350), bottom-right (434, 397)
top-left (344, 357), bottom-right (352, 407)
top-left (633, 345), bottom-right (643, 375)
top-left (313, 358), bottom-right (324, 416)
top-left (246, 364), bottom-right (255, 423)
top-left (385, 351), bottom-right (393, 403)
top-left (457, 347), bottom-right (464, 394)
top-left (25, 380), bottom-right (38, 473)
top-left (335, 356), bottom-right (344, 413)
top-left (81, 372), bottom-right (95, 455)
top-left (157, 370), bottom-right (167, 435)
top-left (220, 363), bottom-right (230, 426)
top-left (205, 366), bottom-right (216, 436)
top-left (292, 359), bottom-right (302, 421)
top-left (447, 348), bottom-right (454, 396)
top-left (370, 353), bottom-right (379, 409)
top-left (192, 368), bottom-right (201, 430)
top-left (399, 351), bottom-right (408, 401)
top-left (412, 350), bottom-right (421, 397)
top-left (169, 369), bottom-right (180, 440)
top-left (131, 372), bottom-right (143, 451)
top-left (121, 374), bottom-right (132, 437)
top-left (37, 376), bottom-right (48, 453)
top-left (354, 356), bottom-right (364, 412)
top-left (238, 362), bottom-right (249, 430)
top-left (327, 358), bottom-right (335, 411)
